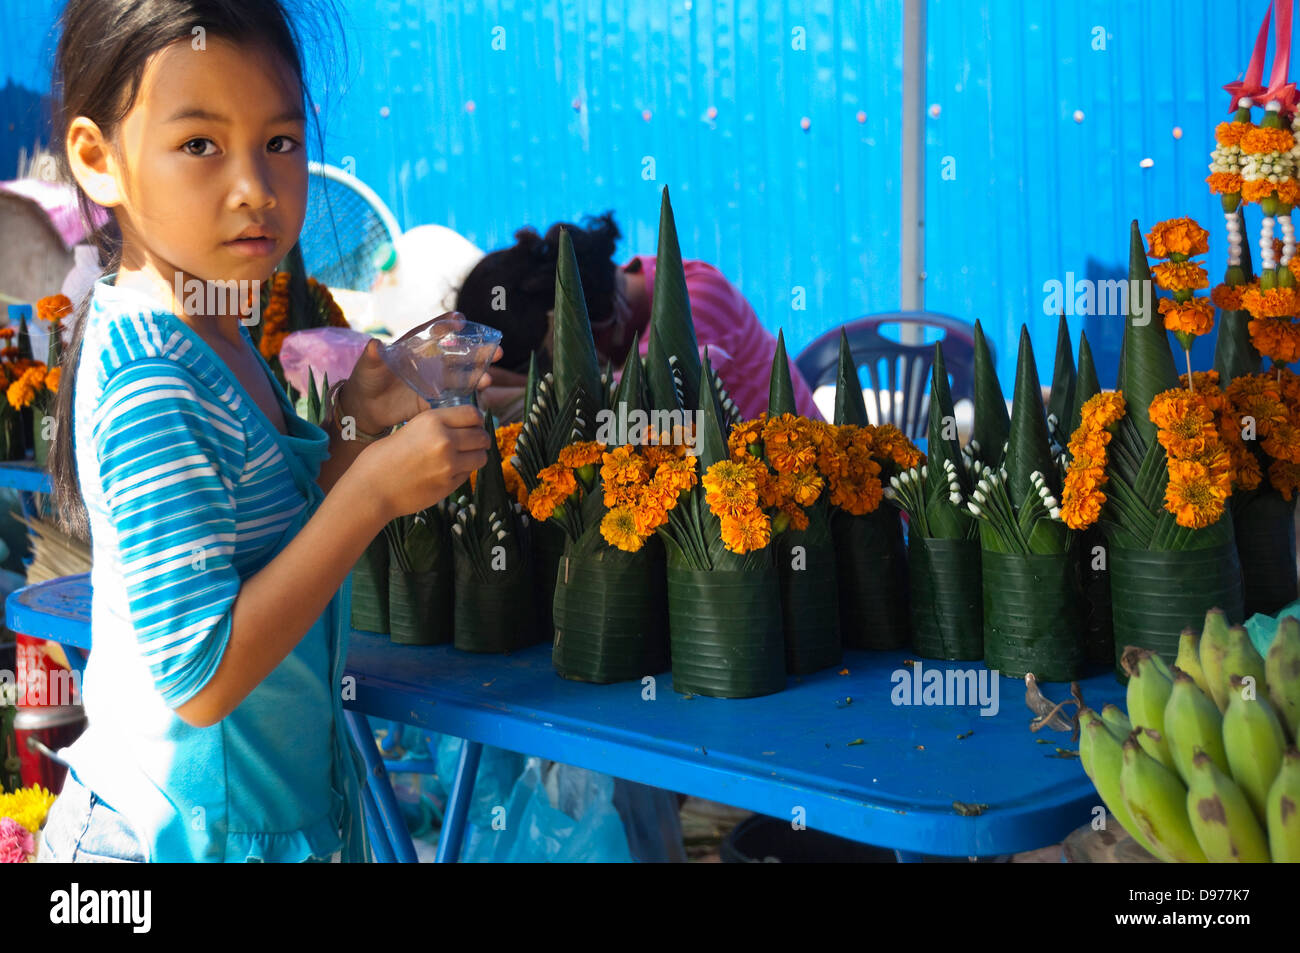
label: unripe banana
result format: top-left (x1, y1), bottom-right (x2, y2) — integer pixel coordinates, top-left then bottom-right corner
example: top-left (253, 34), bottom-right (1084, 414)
top-left (1127, 649), bottom-right (1176, 771)
top-left (1176, 627), bottom-right (1212, 698)
top-left (1121, 730), bottom-right (1207, 863)
top-left (1201, 608), bottom-right (1232, 713)
top-left (1266, 747), bottom-right (1300, 863)
top-left (1223, 675), bottom-right (1286, 824)
top-left (1164, 668), bottom-right (1227, 785)
top-left (1266, 617), bottom-right (1300, 742)
top-left (1221, 626), bottom-right (1268, 710)
top-left (1186, 748), bottom-right (1270, 863)
top-left (1078, 710), bottom-right (1164, 858)
top-left (1101, 703), bottom-right (1132, 739)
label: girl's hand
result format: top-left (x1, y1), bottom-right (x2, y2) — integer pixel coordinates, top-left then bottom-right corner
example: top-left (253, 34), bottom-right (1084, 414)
top-left (363, 404), bottom-right (493, 519)
top-left (339, 318), bottom-right (505, 433)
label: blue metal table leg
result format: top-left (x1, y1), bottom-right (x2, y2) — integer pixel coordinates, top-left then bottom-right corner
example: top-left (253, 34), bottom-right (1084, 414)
top-left (361, 784), bottom-right (396, 863)
top-left (434, 739), bottom-right (482, 864)
top-left (344, 709), bottom-right (419, 863)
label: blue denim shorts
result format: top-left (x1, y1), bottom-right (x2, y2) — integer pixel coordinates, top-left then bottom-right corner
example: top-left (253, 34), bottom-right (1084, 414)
top-left (36, 773), bottom-right (148, 863)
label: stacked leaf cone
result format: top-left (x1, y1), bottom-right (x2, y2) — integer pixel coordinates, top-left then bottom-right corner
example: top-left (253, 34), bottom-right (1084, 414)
top-left (1079, 610), bottom-right (1300, 862)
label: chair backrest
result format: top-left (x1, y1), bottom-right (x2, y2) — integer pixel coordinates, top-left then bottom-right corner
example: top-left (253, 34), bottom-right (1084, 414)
top-left (298, 162), bottom-right (403, 292)
top-left (794, 311), bottom-right (980, 440)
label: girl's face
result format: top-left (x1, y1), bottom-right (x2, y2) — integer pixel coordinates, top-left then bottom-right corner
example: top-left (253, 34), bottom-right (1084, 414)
top-left (100, 36), bottom-right (308, 288)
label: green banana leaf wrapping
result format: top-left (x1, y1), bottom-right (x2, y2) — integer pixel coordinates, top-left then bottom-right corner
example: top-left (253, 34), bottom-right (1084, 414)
top-left (1046, 313), bottom-right (1076, 448)
top-left (776, 508), bottom-right (842, 674)
top-left (1079, 527), bottom-right (1114, 664)
top-left (1109, 542), bottom-right (1245, 672)
top-left (908, 535), bottom-right (983, 660)
top-left (1233, 489), bottom-right (1298, 618)
top-left (1117, 220), bottom-right (1181, 450)
top-left (644, 187), bottom-right (702, 415)
top-left (531, 517), bottom-right (566, 645)
top-left (767, 330), bottom-right (798, 418)
top-left (981, 550), bottom-right (1083, 681)
top-left (666, 557), bottom-right (785, 698)
top-left (552, 538), bottom-right (670, 683)
top-left (387, 566), bottom-right (452, 645)
top-left (453, 550), bottom-right (535, 653)
top-left (1069, 330), bottom-right (1101, 437)
top-left (833, 507), bottom-right (909, 650)
top-left (350, 534), bottom-right (390, 634)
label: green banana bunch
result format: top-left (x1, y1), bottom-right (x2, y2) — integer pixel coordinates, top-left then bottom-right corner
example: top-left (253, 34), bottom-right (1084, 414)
top-left (1222, 626), bottom-right (1268, 705)
top-left (1200, 609), bottom-right (1232, 713)
top-left (1120, 730), bottom-right (1207, 863)
top-left (1126, 649), bottom-right (1176, 771)
top-left (1078, 708), bottom-right (1163, 858)
top-left (1176, 627), bottom-right (1212, 698)
top-left (1222, 675), bottom-right (1286, 824)
top-left (1164, 668), bottom-right (1227, 785)
top-left (1266, 618), bottom-right (1300, 741)
top-left (1267, 747), bottom-right (1300, 862)
top-left (1101, 703), bottom-right (1131, 737)
top-left (1186, 748), bottom-right (1271, 863)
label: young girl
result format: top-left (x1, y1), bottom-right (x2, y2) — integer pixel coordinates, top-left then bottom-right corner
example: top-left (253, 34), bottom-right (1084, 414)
top-left (36, 0), bottom-right (496, 862)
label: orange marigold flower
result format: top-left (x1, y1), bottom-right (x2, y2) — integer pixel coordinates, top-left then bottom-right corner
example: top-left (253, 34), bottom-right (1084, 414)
top-left (44, 366), bottom-right (61, 394)
top-left (776, 469), bottom-right (825, 508)
top-left (1158, 297), bottom-right (1215, 337)
top-left (1206, 172), bottom-right (1244, 196)
top-left (1146, 217), bottom-right (1210, 259)
top-left (642, 444), bottom-right (678, 468)
top-left (653, 456), bottom-right (699, 495)
top-left (719, 511), bottom-right (771, 554)
top-left (1149, 390), bottom-right (1220, 458)
top-left (728, 416), bottom-right (766, 459)
top-left (1211, 283), bottom-right (1245, 311)
top-left (1215, 121), bottom-right (1250, 147)
top-left (600, 507), bottom-right (645, 552)
top-left (558, 440), bottom-right (606, 469)
top-left (1242, 178), bottom-right (1283, 203)
top-left (1164, 460), bottom-right (1228, 529)
top-left (1269, 459), bottom-right (1300, 501)
top-left (35, 294), bottom-right (73, 323)
top-left (1060, 478), bottom-right (1105, 530)
top-left (537, 463), bottom-right (578, 499)
top-left (1150, 260), bottom-right (1209, 293)
top-left (601, 445), bottom-right (650, 487)
top-left (1248, 317), bottom-right (1300, 364)
top-left (1240, 284), bottom-right (1300, 319)
top-left (1240, 125), bottom-right (1297, 154)
top-left (1079, 391), bottom-right (1126, 431)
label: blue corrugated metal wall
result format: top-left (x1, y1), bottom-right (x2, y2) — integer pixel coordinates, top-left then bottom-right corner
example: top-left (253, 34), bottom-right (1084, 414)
top-left (0, 0), bottom-right (1275, 383)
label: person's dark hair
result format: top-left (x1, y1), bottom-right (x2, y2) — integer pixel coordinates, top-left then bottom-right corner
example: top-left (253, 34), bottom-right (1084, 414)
top-left (47, 0), bottom-right (342, 541)
top-left (456, 211), bottom-right (622, 374)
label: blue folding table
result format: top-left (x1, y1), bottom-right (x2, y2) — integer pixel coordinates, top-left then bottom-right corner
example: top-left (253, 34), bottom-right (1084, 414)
top-left (7, 570), bottom-right (1127, 862)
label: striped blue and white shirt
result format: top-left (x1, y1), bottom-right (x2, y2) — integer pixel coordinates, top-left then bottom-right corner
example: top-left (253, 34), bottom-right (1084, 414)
top-left (58, 273), bottom-right (366, 862)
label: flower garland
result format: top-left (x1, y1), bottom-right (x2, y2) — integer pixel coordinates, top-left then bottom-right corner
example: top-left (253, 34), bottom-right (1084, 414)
top-left (1225, 367), bottom-right (1300, 499)
top-left (1149, 383), bottom-right (1237, 529)
top-left (1147, 217), bottom-right (1213, 385)
top-left (1060, 391), bottom-right (1126, 530)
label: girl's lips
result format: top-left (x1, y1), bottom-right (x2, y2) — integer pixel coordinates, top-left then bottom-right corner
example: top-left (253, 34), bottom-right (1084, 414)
top-left (224, 237), bottom-right (277, 258)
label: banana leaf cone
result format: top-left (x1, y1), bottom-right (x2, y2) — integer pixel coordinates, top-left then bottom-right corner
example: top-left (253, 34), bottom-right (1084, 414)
top-left (767, 332), bottom-right (841, 672)
top-left (907, 534), bottom-right (983, 659)
top-left (1233, 489), bottom-right (1298, 617)
top-left (1070, 330), bottom-right (1113, 664)
top-left (1046, 313), bottom-right (1076, 449)
top-left (531, 516), bottom-right (566, 645)
top-left (552, 537), bottom-right (670, 683)
top-left (1109, 542), bottom-right (1245, 671)
top-left (924, 343), bottom-right (974, 532)
top-left (982, 327), bottom-right (1081, 679)
top-left (387, 566), bottom-right (452, 645)
top-left (1116, 220), bottom-right (1181, 449)
top-left (453, 412), bottom-right (535, 653)
top-left (644, 186), bottom-right (702, 415)
top-left (1213, 208), bottom-right (1260, 385)
top-left (972, 319), bottom-right (1009, 467)
top-left (831, 330), bottom-right (908, 648)
top-left (666, 353), bottom-right (785, 698)
top-left (350, 533), bottom-right (390, 634)
top-left (551, 227), bottom-right (604, 441)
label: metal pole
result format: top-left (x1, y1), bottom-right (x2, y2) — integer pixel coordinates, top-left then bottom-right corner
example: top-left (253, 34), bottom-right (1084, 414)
top-left (900, 0), bottom-right (926, 336)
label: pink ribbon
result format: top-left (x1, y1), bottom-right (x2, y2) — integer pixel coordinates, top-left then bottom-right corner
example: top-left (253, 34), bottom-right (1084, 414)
top-left (1265, 0), bottom-right (1298, 115)
top-left (1226, 3), bottom-right (1273, 111)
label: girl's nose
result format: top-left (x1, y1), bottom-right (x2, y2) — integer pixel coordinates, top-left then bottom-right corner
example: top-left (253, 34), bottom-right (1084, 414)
top-left (227, 155), bottom-right (278, 210)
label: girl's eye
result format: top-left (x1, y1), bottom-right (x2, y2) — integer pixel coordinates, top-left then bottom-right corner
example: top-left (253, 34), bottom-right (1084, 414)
top-left (268, 136), bottom-right (300, 154)
top-left (183, 138), bottom-right (216, 157)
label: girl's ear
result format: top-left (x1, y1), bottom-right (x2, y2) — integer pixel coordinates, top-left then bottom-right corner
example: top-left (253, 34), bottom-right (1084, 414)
top-left (66, 116), bottom-right (125, 208)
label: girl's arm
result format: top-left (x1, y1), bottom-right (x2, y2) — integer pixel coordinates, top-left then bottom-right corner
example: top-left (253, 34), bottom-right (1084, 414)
top-left (173, 404), bottom-right (490, 728)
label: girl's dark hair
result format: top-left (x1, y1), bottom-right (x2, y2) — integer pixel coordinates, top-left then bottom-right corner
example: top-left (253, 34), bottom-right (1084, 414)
top-left (456, 211), bottom-right (622, 374)
top-left (47, 0), bottom-right (342, 541)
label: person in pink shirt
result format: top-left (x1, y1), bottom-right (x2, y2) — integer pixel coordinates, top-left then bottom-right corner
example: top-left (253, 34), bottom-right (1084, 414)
top-left (458, 212), bottom-right (822, 422)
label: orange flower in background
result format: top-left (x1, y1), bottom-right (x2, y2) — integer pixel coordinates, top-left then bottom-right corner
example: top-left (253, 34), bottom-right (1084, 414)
top-left (44, 366), bottom-right (61, 394)
top-left (1248, 317), bottom-right (1300, 364)
top-left (1146, 217), bottom-right (1210, 259)
top-left (1239, 125), bottom-right (1297, 154)
top-left (727, 416), bottom-right (766, 458)
top-left (35, 294), bottom-right (73, 323)
top-left (1269, 459), bottom-right (1300, 501)
top-left (1206, 171), bottom-right (1245, 197)
top-left (558, 440), bottom-right (605, 469)
top-left (1215, 121), bottom-right (1250, 147)
top-left (1243, 178), bottom-right (1300, 205)
top-left (1149, 390), bottom-right (1218, 458)
top-left (1164, 459), bottom-right (1230, 529)
top-left (872, 424), bottom-right (925, 470)
top-left (1240, 284), bottom-right (1300, 319)
top-left (1151, 260), bottom-right (1209, 292)
top-left (0, 328), bottom-right (14, 340)
top-left (761, 413), bottom-right (818, 473)
top-left (1158, 297), bottom-right (1216, 337)
top-left (1211, 283), bottom-right (1245, 311)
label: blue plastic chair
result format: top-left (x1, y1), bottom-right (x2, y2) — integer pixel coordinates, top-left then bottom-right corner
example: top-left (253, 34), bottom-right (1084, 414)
top-left (794, 312), bottom-right (980, 441)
